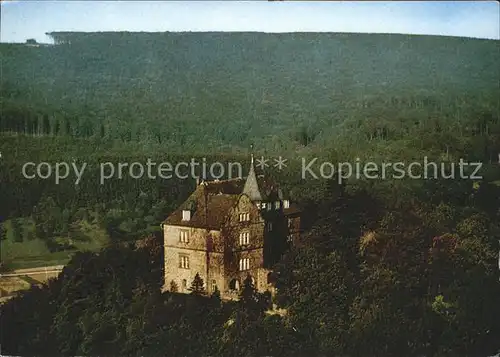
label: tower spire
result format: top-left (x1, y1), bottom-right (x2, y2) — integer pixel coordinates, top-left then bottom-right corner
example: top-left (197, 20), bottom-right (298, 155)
top-left (243, 143), bottom-right (262, 201)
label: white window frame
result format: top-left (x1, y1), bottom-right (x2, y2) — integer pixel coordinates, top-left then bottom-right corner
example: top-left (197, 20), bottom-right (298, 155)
top-left (239, 258), bottom-right (250, 271)
top-left (179, 255), bottom-right (190, 269)
top-left (239, 231), bottom-right (250, 245)
top-left (239, 212), bottom-right (250, 222)
top-left (179, 230), bottom-right (189, 243)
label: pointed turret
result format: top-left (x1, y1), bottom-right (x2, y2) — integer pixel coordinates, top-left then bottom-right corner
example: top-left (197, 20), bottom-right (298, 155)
top-left (242, 145), bottom-right (262, 202)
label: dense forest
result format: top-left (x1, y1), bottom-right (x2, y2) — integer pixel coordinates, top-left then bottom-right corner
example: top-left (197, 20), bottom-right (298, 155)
top-left (0, 32), bottom-right (499, 355)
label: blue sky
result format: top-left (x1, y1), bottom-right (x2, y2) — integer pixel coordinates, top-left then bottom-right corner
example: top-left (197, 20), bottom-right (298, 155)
top-left (1, 1), bottom-right (499, 43)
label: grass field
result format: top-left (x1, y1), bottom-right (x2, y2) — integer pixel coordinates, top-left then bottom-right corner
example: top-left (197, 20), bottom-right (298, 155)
top-left (1, 220), bottom-right (110, 270)
top-left (0, 269), bottom-right (63, 304)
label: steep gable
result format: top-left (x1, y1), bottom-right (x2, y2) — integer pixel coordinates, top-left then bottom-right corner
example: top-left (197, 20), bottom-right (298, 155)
top-left (242, 157), bottom-right (263, 201)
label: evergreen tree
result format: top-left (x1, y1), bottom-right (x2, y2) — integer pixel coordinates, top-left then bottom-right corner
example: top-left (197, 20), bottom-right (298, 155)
top-left (188, 273), bottom-right (206, 295)
top-left (239, 274), bottom-right (266, 317)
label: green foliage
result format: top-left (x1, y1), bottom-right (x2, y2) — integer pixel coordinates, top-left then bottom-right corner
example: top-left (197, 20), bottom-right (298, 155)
top-left (431, 294), bottom-right (456, 319)
top-left (5, 219), bottom-right (23, 243)
top-left (1, 183), bottom-right (499, 356)
top-left (238, 274), bottom-right (269, 318)
top-left (188, 272), bottom-right (206, 295)
top-left (0, 31), bottom-right (499, 356)
top-left (0, 222), bottom-right (6, 240)
top-left (211, 285), bottom-right (221, 304)
top-left (169, 280), bottom-right (178, 292)
top-left (1, 32), bottom-right (498, 155)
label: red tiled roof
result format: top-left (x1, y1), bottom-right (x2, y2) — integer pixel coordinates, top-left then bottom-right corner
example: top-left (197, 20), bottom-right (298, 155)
top-left (164, 193), bottom-right (239, 230)
top-left (203, 178), bottom-right (245, 195)
top-left (164, 177), bottom-right (300, 229)
top-left (164, 179), bottom-right (242, 229)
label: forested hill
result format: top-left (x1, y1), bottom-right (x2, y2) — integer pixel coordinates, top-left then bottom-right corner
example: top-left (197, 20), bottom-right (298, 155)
top-left (1, 32), bottom-right (499, 153)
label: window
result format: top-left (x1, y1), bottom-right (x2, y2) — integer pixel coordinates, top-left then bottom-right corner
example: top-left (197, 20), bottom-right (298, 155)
top-left (211, 280), bottom-right (217, 292)
top-left (179, 230), bottom-right (189, 243)
top-left (267, 272), bottom-right (274, 284)
top-left (262, 202), bottom-right (267, 209)
top-left (182, 279), bottom-right (187, 290)
top-left (283, 199), bottom-right (290, 209)
top-left (239, 212), bottom-right (250, 222)
top-left (179, 255), bottom-right (190, 269)
top-left (268, 222), bottom-right (273, 231)
top-left (288, 218), bottom-right (293, 229)
top-left (267, 203), bottom-right (271, 211)
top-left (229, 279), bottom-right (240, 291)
top-left (287, 234), bottom-right (293, 243)
top-left (275, 201), bottom-right (281, 209)
top-left (239, 258), bottom-right (250, 271)
top-left (239, 231), bottom-right (250, 245)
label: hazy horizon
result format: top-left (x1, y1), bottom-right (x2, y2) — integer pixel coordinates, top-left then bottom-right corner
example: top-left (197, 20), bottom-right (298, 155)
top-left (1, 1), bottom-right (499, 44)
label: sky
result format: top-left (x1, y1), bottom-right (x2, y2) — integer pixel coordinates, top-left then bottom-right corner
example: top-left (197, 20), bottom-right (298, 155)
top-left (1, 1), bottom-right (499, 43)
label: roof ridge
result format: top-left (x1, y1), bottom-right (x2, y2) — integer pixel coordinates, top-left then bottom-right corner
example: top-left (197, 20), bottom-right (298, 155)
top-left (203, 177), bottom-right (244, 184)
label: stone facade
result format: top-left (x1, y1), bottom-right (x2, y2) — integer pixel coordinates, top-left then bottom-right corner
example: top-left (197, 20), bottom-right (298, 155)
top-left (162, 159), bottom-right (301, 299)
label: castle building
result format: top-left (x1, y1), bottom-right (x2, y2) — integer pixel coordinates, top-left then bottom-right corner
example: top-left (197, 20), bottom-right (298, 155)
top-left (162, 156), bottom-right (300, 299)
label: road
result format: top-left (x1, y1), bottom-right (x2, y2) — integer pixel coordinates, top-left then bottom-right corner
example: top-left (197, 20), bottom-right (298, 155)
top-left (0, 265), bottom-right (65, 279)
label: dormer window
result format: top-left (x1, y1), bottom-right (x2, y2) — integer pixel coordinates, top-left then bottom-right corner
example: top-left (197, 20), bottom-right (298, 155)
top-left (182, 210), bottom-right (191, 221)
top-left (239, 213), bottom-right (250, 222)
top-left (283, 199), bottom-right (290, 209)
